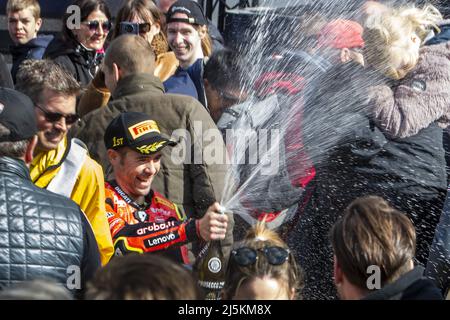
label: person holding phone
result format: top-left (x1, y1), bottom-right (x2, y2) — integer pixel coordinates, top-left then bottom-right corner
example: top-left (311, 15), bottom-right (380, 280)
top-left (77, 0), bottom-right (178, 116)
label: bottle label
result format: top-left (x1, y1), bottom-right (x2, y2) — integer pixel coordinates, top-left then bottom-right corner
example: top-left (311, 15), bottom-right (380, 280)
top-left (208, 257), bottom-right (222, 273)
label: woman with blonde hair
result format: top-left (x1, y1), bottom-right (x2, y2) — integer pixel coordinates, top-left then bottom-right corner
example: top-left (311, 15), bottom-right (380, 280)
top-left (362, 5), bottom-right (450, 298)
top-left (297, 3), bottom-right (449, 299)
top-left (222, 221), bottom-right (304, 300)
top-left (77, 0), bottom-right (178, 116)
top-left (363, 4), bottom-right (442, 80)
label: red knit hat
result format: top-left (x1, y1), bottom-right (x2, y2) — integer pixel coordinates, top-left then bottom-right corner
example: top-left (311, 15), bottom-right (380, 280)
top-left (317, 19), bottom-right (364, 49)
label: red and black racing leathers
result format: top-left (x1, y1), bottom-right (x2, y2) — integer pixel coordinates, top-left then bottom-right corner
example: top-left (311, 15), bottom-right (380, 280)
top-left (105, 181), bottom-right (200, 264)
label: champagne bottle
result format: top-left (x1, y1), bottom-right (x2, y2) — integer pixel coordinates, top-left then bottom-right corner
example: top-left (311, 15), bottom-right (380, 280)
top-left (195, 205), bottom-right (228, 300)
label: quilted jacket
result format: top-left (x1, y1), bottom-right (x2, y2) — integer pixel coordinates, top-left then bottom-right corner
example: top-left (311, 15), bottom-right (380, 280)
top-left (0, 156), bottom-right (101, 291)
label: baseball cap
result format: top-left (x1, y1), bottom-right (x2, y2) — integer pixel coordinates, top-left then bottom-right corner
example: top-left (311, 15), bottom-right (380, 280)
top-left (317, 19), bottom-right (364, 49)
top-left (0, 87), bottom-right (37, 142)
top-left (166, 0), bottom-right (208, 26)
top-left (104, 112), bottom-right (176, 155)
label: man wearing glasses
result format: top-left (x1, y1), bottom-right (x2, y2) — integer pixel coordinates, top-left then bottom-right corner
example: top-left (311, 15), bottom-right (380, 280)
top-left (15, 59), bottom-right (114, 266)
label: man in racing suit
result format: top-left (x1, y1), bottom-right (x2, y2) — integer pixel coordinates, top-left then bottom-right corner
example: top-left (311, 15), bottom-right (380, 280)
top-left (104, 112), bottom-right (228, 264)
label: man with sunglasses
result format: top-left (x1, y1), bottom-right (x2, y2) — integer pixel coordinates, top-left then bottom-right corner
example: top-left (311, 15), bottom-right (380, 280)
top-left (0, 87), bottom-right (101, 293)
top-left (15, 59), bottom-right (114, 266)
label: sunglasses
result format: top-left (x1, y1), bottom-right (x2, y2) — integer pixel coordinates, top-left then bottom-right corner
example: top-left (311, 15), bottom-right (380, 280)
top-left (35, 104), bottom-right (80, 125)
top-left (83, 20), bottom-right (112, 32)
top-left (231, 246), bottom-right (290, 266)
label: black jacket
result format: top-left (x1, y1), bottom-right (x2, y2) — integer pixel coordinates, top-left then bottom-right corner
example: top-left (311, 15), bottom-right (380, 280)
top-left (44, 35), bottom-right (103, 86)
top-left (305, 62), bottom-right (447, 198)
top-left (364, 266), bottom-right (443, 300)
top-left (0, 54), bottom-right (13, 89)
top-left (10, 34), bottom-right (53, 83)
top-left (295, 62), bottom-right (447, 299)
top-left (0, 156), bottom-right (100, 292)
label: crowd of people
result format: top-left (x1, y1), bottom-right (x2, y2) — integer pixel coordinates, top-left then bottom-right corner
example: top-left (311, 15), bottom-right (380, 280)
top-left (0, 0), bottom-right (449, 300)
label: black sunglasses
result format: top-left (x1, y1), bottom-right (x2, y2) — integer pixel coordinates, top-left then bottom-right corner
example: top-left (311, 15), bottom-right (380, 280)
top-left (231, 246), bottom-right (290, 266)
top-left (83, 20), bottom-right (112, 32)
top-left (35, 104), bottom-right (80, 125)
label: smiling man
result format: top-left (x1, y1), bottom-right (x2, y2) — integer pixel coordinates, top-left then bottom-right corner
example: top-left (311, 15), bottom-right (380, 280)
top-left (15, 59), bottom-right (114, 266)
top-left (104, 112), bottom-right (228, 263)
top-left (7, 0), bottom-right (53, 83)
top-left (163, 0), bottom-right (212, 107)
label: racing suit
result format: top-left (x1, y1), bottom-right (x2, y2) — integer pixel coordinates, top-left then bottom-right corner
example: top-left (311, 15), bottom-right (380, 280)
top-left (105, 181), bottom-right (200, 264)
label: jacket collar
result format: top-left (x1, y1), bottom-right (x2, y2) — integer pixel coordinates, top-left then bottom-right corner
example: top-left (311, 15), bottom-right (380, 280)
top-left (363, 266), bottom-right (425, 300)
top-left (0, 156), bottom-right (31, 180)
top-left (112, 73), bottom-right (165, 100)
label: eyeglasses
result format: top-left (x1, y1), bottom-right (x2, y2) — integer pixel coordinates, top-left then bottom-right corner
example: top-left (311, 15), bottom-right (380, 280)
top-left (231, 246), bottom-right (290, 266)
top-left (82, 20), bottom-right (112, 32)
top-left (35, 104), bottom-right (80, 125)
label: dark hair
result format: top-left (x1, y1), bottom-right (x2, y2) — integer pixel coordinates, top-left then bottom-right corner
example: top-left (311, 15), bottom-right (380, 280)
top-left (203, 49), bottom-right (249, 93)
top-left (223, 222), bottom-right (304, 299)
top-left (0, 124), bottom-right (31, 158)
top-left (85, 254), bottom-right (201, 299)
top-left (62, 0), bottom-right (112, 42)
top-left (330, 195), bottom-right (416, 290)
top-left (104, 34), bottom-right (156, 74)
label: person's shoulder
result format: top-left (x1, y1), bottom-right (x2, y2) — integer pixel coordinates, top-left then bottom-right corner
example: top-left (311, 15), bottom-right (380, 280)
top-left (34, 182), bottom-right (82, 211)
top-left (420, 39), bottom-right (450, 57)
top-left (157, 51), bottom-right (178, 65)
top-left (152, 190), bottom-right (178, 212)
top-left (402, 278), bottom-right (444, 300)
top-left (104, 181), bottom-right (117, 200)
top-left (414, 41), bottom-right (450, 77)
top-left (80, 155), bottom-right (104, 179)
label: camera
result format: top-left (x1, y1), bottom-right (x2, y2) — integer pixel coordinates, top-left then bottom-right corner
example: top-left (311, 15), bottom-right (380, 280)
top-left (120, 22), bottom-right (139, 35)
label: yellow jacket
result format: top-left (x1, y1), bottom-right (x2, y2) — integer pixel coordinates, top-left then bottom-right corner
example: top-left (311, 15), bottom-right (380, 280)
top-left (30, 136), bottom-right (114, 265)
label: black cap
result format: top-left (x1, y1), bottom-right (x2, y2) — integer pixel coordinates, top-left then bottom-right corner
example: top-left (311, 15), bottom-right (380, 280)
top-left (104, 112), bottom-right (177, 155)
top-left (0, 87), bottom-right (37, 142)
top-left (166, 0), bottom-right (208, 26)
